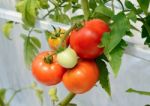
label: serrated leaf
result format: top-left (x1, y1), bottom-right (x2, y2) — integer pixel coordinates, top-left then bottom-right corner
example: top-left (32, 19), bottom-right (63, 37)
top-left (127, 11), bottom-right (137, 23)
top-left (94, 3), bottom-right (114, 18)
top-left (127, 88), bottom-right (150, 96)
top-left (21, 34), bottom-right (41, 68)
top-left (137, 0), bottom-right (150, 15)
top-left (19, 0), bottom-right (40, 27)
top-left (109, 40), bottom-right (127, 77)
top-left (141, 15), bottom-right (150, 47)
top-left (95, 57), bottom-right (111, 96)
top-left (2, 21), bottom-right (13, 39)
top-left (102, 12), bottom-right (130, 56)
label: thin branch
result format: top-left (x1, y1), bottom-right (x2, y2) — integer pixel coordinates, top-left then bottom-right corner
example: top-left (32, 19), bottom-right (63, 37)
top-left (111, 0), bottom-right (115, 12)
top-left (117, 0), bottom-right (125, 11)
top-left (42, 8), bottom-right (55, 19)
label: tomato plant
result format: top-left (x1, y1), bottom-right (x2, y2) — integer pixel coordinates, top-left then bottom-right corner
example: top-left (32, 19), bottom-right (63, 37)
top-left (2, 0), bottom-right (150, 106)
top-left (57, 47), bottom-right (78, 68)
top-left (63, 60), bottom-right (99, 94)
top-left (32, 51), bottom-right (66, 86)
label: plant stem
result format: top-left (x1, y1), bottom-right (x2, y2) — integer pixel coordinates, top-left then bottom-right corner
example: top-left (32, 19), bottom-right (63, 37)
top-left (58, 24), bottom-right (77, 50)
top-left (42, 9), bottom-right (55, 19)
top-left (81, 0), bottom-right (90, 21)
top-left (117, 0), bottom-right (124, 11)
top-left (111, 0), bottom-right (115, 12)
top-left (6, 89), bottom-right (21, 105)
top-left (57, 92), bottom-right (76, 106)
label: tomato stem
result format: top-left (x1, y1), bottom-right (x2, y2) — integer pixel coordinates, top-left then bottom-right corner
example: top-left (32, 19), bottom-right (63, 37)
top-left (58, 24), bottom-right (77, 51)
top-left (81, 0), bottom-right (90, 21)
top-left (44, 55), bottom-right (53, 64)
top-left (57, 92), bottom-right (76, 106)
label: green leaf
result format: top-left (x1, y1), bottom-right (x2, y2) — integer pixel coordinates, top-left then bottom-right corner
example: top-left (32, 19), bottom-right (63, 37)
top-left (35, 88), bottom-right (44, 106)
top-left (16, 0), bottom-right (25, 12)
top-left (125, 0), bottom-right (136, 10)
top-left (21, 34), bottom-right (41, 68)
top-left (38, 0), bottom-right (49, 9)
top-left (71, 15), bottom-right (84, 24)
top-left (141, 15), bottom-right (150, 47)
top-left (50, 11), bottom-right (70, 24)
top-left (127, 11), bottom-right (137, 23)
top-left (137, 0), bottom-right (150, 15)
top-left (2, 21), bottom-right (13, 39)
top-left (64, 3), bottom-right (71, 12)
top-left (20, 0), bottom-right (40, 27)
top-left (95, 56), bottom-right (111, 96)
top-left (109, 40), bottom-right (127, 77)
top-left (33, 28), bottom-right (42, 33)
top-left (89, 0), bottom-right (97, 10)
top-left (101, 12), bottom-right (130, 56)
top-left (94, 3), bottom-right (114, 18)
top-left (127, 88), bottom-right (150, 96)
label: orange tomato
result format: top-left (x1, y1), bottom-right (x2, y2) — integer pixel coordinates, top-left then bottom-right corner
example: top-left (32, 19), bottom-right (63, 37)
top-left (63, 60), bottom-right (100, 94)
top-left (32, 51), bottom-right (66, 86)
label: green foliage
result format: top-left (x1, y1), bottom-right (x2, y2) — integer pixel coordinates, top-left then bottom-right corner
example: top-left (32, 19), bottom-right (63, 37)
top-left (109, 40), bottom-right (127, 76)
top-left (127, 88), bottom-right (150, 96)
top-left (94, 3), bottom-right (114, 18)
top-left (141, 15), bottom-right (150, 47)
top-left (101, 12), bottom-right (130, 76)
top-left (137, 0), bottom-right (150, 15)
top-left (96, 56), bottom-right (111, 96)
top-left (16, 0), bottom-right (40, 27)
top-left (21, 33), bottom-right (41, 68)
top-left (2, 21), bottom-right (13, 39)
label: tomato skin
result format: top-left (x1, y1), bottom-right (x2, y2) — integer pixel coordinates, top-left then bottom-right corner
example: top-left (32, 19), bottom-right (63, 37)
top-left (63, 60), bottom-right (99, 94)
top-left (57, 47), bottom-right (78, 68)
top-left (70, 27), bottom-right (104, 59)
top-left (32, 51), bottom-right (66, 86)
top-left (85, 19), bottom-right (110, 38)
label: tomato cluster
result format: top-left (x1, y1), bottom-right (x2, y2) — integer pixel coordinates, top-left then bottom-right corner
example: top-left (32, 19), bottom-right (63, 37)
top-left (32, 19), bottom-right (109, 94)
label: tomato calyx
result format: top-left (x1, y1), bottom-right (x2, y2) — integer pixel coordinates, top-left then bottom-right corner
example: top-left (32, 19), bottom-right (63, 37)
top-left (44, 54), bottom-right (53, 64)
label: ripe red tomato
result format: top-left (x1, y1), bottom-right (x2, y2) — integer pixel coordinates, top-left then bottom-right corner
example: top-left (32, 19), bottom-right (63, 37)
top-left (85, 19), bottom-right (110, 37)
top-left (32, 51), bottom-right (66, 86)
top-left (63, 60), bottom-right (99, 94)
top-left (70, 19), bottom-right (109, 59)
top-left (70, 27), bottom-right (103, 59)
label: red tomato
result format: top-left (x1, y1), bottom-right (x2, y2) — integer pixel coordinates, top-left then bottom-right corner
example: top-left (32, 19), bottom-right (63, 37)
top-left (85, 19), bottom-right (110, 37)
top-left (63, 60), bottom-right (99, 94)
top-left (70, 27), bottom-right (104, 59)
top-left (32, 51), bottom-right (66, 86)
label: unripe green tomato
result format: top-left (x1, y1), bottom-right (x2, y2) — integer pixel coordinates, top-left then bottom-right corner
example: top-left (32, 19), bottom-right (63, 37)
top-left (57, 47), bottom-right (78, 68)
